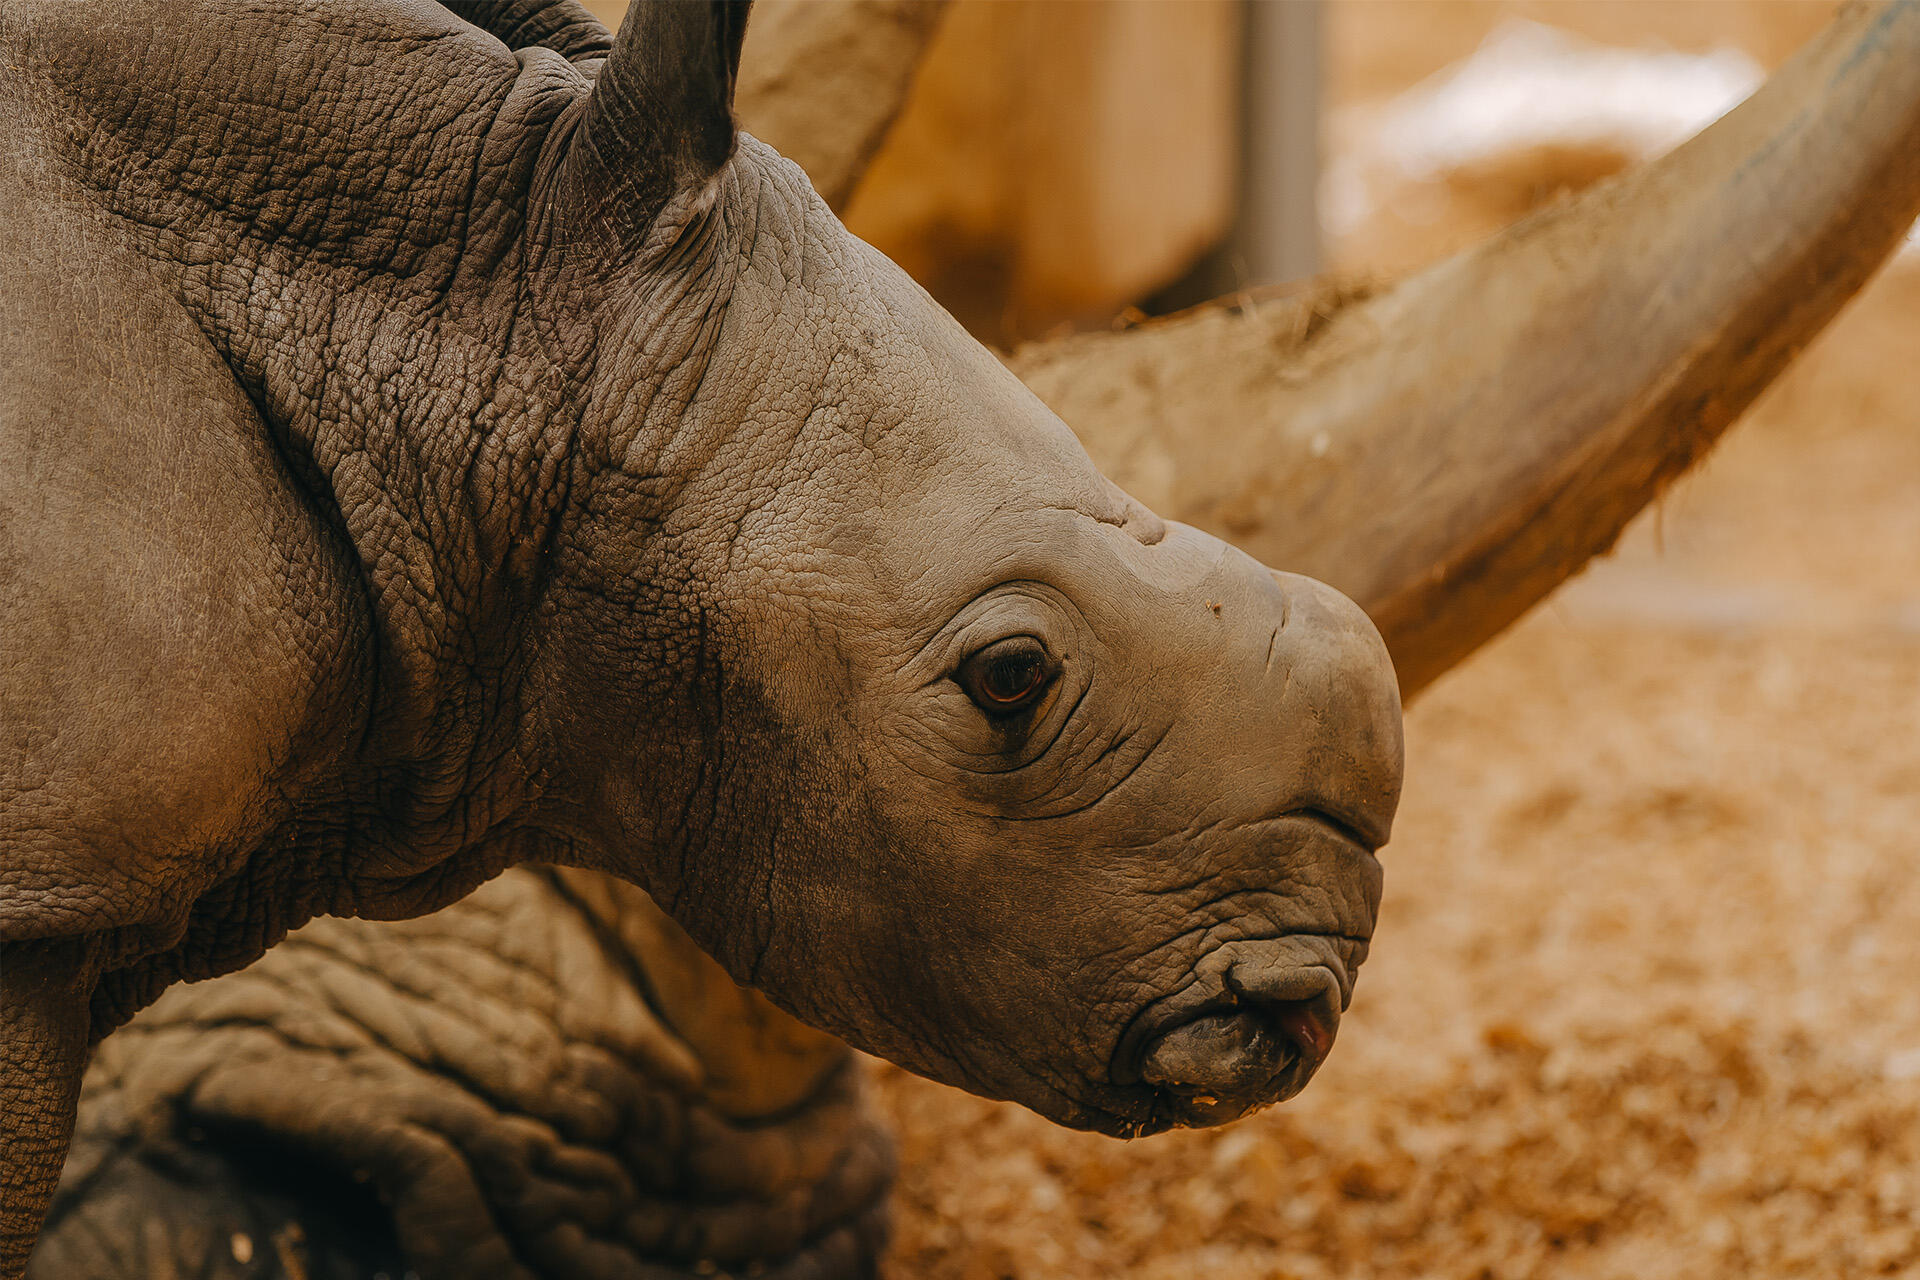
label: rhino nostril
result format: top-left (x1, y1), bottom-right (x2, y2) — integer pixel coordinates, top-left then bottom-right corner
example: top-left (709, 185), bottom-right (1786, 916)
top-left (1267, 997), bottom-right (1334, 1066)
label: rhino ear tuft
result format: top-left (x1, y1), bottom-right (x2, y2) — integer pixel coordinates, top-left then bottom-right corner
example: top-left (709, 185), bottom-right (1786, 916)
top-left (577, 0), bottom-right (752, 232)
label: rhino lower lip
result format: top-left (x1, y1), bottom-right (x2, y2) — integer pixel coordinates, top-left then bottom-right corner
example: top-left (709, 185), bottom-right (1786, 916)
top-left (1134, 993), bottom-right (1332, 1112)
top-left (1138, 1056), bottom-right (1316, 1133)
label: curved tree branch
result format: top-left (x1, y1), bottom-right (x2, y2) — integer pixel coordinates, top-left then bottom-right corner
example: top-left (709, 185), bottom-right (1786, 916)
top-left (1013, 0), bottom-right (1920, 696)
top-left (736, 0), bottom-right (950, 212)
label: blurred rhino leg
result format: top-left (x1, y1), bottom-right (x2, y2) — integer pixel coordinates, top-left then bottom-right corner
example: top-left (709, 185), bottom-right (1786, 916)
top-left (27, 1114), bottom-right (404, 1280)
top-left (39, 869), bottom-right (893, 1280)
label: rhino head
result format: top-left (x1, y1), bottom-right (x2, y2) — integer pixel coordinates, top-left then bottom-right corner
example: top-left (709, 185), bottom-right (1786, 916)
top-left (517, 3), bottom-right (1402, 1133)
top-left (2, 8), bottom-right (1398, 1244)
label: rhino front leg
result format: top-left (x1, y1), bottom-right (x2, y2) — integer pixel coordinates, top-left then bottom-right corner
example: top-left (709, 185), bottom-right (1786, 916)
top-left (0, 941), bottom-right (95, 1278)
top-left (25, 1084), bottom-right (406, 1280)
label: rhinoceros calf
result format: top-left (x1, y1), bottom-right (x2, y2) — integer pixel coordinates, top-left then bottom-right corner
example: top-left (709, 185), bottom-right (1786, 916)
top-left (20, 0), bottom-right (1920, 1272)
top-left (0, 0), bottom-right (1403, 1267)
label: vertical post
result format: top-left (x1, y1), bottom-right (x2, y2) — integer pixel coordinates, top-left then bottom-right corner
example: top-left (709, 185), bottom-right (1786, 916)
top-left (1148, 0), bottom-right (1322, 309)
top-left (1239, 0), bottom-right (1322, 284)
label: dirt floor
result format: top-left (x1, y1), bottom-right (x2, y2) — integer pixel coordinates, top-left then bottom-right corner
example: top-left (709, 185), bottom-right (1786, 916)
top-left (871, 7), bottom-right (1920, 1278)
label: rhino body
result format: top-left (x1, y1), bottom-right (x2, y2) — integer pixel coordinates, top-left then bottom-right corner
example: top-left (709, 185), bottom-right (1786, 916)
top-left (0, 0), bottom-right (1403, 1267)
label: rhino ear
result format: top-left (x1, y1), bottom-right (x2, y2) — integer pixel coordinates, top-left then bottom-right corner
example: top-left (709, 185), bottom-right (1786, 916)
top-left (575, 0), bottom-right (752, 233)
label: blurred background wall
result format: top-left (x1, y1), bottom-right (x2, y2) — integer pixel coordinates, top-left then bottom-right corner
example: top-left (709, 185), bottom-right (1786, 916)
top-left (587, 0), bottom-right (1842, 346)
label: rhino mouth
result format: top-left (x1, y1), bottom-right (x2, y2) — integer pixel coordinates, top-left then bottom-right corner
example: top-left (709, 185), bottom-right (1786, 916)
top-left (1291, 804), bottom-right (1382, 858)
top-left (1136, 991), bottom-right (1334, 1129)
top-left (1102, 807), bottom-right (1376, 1134)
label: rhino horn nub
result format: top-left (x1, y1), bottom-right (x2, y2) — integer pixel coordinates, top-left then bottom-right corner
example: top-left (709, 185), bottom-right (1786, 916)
top-left (1023, 0), bottom-right (1920, 699)
top-left (575, 0), bottom-right (753, 231)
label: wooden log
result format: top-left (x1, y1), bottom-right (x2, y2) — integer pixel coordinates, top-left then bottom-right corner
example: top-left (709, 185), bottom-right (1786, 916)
top-left (1012, 0), bottom-right (1920, 697)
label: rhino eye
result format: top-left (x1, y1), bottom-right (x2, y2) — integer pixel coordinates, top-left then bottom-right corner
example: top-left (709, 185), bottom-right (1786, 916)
top-left (957, 636), bottom-right (1054, 716)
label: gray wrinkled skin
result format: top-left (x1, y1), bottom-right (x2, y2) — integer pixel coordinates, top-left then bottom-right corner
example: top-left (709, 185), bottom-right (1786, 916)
top-left (0, 0), bottom-right (1401, 1266)
top-left (30, 868), bottom-right (892, 1280)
